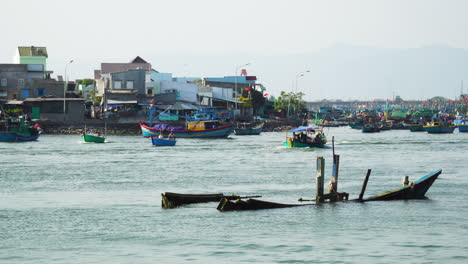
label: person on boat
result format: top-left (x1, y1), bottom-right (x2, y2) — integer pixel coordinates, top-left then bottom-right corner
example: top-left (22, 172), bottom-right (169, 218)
top-left (168, 131), bottom-right (175, 141)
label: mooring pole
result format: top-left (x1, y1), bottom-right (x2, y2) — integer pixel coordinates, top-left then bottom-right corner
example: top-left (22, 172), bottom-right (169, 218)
top-left (316, 156), bottom-right (325, 204)
top-left (331, 154), bottom-right (340, 192)
top-left (358, 169), bottom-right (372, 201)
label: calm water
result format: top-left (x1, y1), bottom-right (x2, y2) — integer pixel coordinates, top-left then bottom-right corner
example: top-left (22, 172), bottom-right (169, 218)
top-left (1, 128), bottom-right (468, 263)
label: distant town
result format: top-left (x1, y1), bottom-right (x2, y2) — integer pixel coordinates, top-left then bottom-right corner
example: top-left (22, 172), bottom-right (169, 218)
top-left (1, 46), bottom-right (467, 130)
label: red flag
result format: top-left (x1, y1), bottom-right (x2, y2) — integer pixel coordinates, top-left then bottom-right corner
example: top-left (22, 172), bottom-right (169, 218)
top-left (263, 93), bottom-right (269, 97)
top-left (245, 87), bottom-right (251, 91)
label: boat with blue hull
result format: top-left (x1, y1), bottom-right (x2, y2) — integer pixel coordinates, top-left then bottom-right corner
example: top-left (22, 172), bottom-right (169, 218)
top-left (454, 119), bottom-right (468, 132)
top-left (234, 123), bottom-right (263, 135)
top-left (151, 137), bottom-right (176, 146)
top-left (423, 122), bottom-right (455, 133)
top-left (140, 121), bottom-right (234, 138)
top-left (0, 116), bottom-right (41, 142)
top-left (364, 169), bottom-right (442, 201)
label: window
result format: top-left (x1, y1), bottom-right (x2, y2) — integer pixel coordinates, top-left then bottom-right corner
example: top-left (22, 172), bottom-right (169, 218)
top-left (126, 81), bottom-right (134, 89)
top-left (36, 88), bottom-right (46, 96)
top-left (21, 89), bottom-right (30, 98)
top-left (147, 89), bottom-right (153, 95)
top-left (1, 78), bottom-right (6, 86)
top-left (18, 79), bottom-right (25, 88)
top-left (113, 81), bottom-right (122, 89)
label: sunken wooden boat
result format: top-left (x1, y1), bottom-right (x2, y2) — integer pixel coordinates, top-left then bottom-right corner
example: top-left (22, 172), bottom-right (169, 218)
top-left (217, 198), bottom-right (311, 212)
top-left (363, 169), bottom-right (442, 201)
top-left (161, 192), bottom-right (243, 209)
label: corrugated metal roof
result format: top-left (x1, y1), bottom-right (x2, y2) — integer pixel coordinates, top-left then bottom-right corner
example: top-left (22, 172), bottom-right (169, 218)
top-left (18, 46), bottom-right (48, 57)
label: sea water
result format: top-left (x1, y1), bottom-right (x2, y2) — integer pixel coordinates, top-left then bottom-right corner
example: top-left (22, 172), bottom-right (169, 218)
top-left (1, 128), bottom-right (467, 263)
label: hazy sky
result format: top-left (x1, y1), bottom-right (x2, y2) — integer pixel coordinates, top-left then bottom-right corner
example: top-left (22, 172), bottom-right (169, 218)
top-left (2, 0), bottom-right (468, 100)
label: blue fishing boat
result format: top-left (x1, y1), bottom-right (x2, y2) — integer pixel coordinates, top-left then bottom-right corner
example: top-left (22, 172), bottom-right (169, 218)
top-left (284, 125), bottom-right (327, 148)
top-left (0, 116), bottom-right (41, 142)
top-left (140, 121), bottom-right (234, 138)
top-left (454, 119), bottom-right (468, 132)
top-left (151, 136), bottom-right (176, 146)
top-left (423, 121), bottom-right (455, 133)
top-left (234, 122), bottom-right (263, 135)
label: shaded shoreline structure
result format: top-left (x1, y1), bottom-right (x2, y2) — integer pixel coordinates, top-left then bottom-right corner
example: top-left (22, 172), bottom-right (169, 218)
top-left (161, 137), bottom-right (442, 211)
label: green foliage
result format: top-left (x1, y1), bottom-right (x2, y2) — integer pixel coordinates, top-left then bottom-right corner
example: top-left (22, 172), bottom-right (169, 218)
top-left (79, 79), bottom-right (94, 86)
top-left (88, 90), bottom-right (102, 106)
top-left (4, 107), bottom-right (23, 117)
top-left (273, 91), bottom-right (307, 117)
top-left (240, 89), bottom-right (266, 113)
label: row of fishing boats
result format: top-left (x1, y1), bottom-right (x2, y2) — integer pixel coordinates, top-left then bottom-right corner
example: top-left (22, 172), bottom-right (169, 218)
top-left (349, 119), bottom-right (468, 133)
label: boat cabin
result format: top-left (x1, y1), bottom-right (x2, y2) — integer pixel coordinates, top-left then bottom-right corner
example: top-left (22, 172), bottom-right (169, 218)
top-left (187, 120), bottom-right (220, 131)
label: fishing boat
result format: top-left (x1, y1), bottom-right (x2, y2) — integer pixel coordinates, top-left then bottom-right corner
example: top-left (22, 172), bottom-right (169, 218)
top-left (151, 136), bottom-right (176, 146)
top-left (454, 119), bottom-right (468, 132)
top-left (364, 169), bottom-right (442, 201)
top-left (234, 122), bottom-right (263, 135)
top-left (361, 121), bottom-right (382, 133)
top-left (0, 116), bottom-right (41, 142)
top-left (402, 123), bottom-right (425, 132)
top-left (284, 125), bottom-right (327, 148)
top-left (423, 121), bottom-right (455, 133)
top-left (140, 120), bottom-right (234, 138)
top-left (81, 133), bottom-right (105, 143)
top-left (217, 198), bottom-right (311, 211)
top-left (161, 192), bottom-right (246, 209)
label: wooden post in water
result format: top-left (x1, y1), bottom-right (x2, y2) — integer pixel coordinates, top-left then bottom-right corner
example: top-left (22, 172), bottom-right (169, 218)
top-left (316, 156), bottom-right (325, 204)
top-left (358, 169), bottom-right (372, 201)
top-left (328, 154), bottom-right (340, 202)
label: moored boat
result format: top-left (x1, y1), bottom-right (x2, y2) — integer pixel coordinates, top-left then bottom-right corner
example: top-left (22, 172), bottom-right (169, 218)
top-left (423, 122), bottom-right (455, 133)
top-left (454, 119), bottom-right (468, 132)
top-left (234, 122), bottom-right (263, 135)
top-left (403, 123), bottom-right (425, 132)
top-left (362, 123), bottom-right (381, 133)
top-left (0, 116), bottom-right (41, 142)
top-left (364, 169), bottom-right (442, 201)
top-left (140, 121), bottom-right (234, 138)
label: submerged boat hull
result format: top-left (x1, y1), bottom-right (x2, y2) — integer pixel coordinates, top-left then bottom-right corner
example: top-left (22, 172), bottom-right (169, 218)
top-left (161, 192), bottom-right (240, 208)
top-left (81, 134), bottom-right (105, 143)
top-left (364, 169), bottom-right (442, 201)
top-left (140, 122), bottom-right (234, 138)
top-left (217, 198), bottom-right (310, 211)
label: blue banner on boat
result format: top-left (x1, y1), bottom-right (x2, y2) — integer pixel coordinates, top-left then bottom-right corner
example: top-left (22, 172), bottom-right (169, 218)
top-left (288, 125), bottom-right (319, 132)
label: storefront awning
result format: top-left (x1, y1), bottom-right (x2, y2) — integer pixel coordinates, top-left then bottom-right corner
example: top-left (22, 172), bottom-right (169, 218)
top-left (107, 99), bottom-right (138, 106)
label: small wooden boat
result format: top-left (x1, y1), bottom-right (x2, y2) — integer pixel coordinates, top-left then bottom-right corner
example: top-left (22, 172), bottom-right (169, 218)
top-left (151, 136), bottom-right (176, 146)
top-left (363, 169), bottom-right (442, 201)
top-left (81, 134), bottom-right (105, 143)
top-left (362, 123), bottom-right (381, 133)
top-left (161, 192), bottom-right (244, 209)
top-left (217, 198), bottom-right (312, 211)
top-left (423, 122), bottom-right (455, 133)
top-left (234, 122), bottom-right (263, 135)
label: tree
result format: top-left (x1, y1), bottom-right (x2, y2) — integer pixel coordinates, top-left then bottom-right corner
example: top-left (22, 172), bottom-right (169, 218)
top-left (78, 79), bottom-right (94, 86)
top-left (240, 88), bottom-right (266, 114)
top-left (273, 91), bottom-right (307, 117)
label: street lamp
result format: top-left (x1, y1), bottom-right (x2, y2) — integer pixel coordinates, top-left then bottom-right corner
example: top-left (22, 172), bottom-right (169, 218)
top-left (63, 60), bottom-right (74, 121)
top-left (288, 70), bottom-right (310, 118)
top-left (234, 62), bottom-right (251, 116)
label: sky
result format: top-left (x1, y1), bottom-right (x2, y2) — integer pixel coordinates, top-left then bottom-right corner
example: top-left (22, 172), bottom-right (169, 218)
top-left (1, 0), bottom-right (468, 100)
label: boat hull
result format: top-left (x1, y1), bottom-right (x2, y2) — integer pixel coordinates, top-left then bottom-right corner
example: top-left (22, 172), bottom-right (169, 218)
top-left (234, 126), bottom-right (262, 135)
top-left (217, 198), bottom-right (310, 211)
top-left (423, 126), bottom-right (455, 133)
top-left (140, 122), bottom-right (234, 138)
top-left (458, 125), bottom-right (468, 132)
top-left (81, 134), bottom-right (105, 143)
top-left (364, 169), bottom-right (442, 201)
top-left (16, 134), bottom-right (40, 141)
top-left (151, 137), bottom-right (176, 146)
top-left (0, 132), bottom-right (17, 142)
top-left (161, 192), bottom-right (239, 208)
top-left (283, 140), bottom-right (325, 148)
